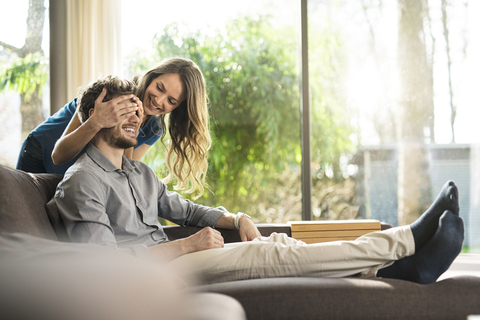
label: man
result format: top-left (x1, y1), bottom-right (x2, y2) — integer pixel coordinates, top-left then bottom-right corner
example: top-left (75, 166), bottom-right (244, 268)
top-left (55, 76), bottom-right (464, 285)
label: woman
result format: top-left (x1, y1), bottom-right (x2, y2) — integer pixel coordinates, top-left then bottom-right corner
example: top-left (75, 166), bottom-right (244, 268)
top-left (16, 57), bottom-right (211, 196)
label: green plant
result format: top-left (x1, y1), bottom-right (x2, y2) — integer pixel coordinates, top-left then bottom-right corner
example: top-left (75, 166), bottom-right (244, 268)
top-left (0, 52), bottom-right (47, 102)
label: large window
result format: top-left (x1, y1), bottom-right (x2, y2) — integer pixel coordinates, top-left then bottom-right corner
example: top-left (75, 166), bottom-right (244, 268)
top-left (0, 0), bottom-right (49, 168)
top-left (121, 0), bottom-right (303, 223)
top-left (1, 1), bottom-right (479, 252)
top-left (307, 0), bottom-right (480, 251)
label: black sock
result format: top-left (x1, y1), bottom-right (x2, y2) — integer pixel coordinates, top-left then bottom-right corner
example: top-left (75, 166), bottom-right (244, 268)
top-left (377, 210), bottom-right (464, 284)
top-left (410, 181), bottom-right (459, 251)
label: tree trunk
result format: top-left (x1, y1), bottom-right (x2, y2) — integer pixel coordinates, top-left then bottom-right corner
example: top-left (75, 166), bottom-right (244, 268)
top-left (441, 0), bottom-right (456, 142)
top-left (396, 0), bottom-right (432, 225)
top-left (20, 88), bottom-right (44, 138)
top-left (19, 0), bottom-right (46, 136)
top-left (21, 0), bottom-right (46, 57)
top-left (424, 0), bottom-right (436, 143)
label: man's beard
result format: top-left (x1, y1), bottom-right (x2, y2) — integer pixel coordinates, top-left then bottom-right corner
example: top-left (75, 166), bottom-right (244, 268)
top-left (100, 127), bottom-right (138, 149)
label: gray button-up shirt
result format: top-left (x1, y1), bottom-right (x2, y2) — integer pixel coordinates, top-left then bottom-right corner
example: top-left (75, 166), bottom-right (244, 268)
top-left (55, 143), bottom-right (225, 257)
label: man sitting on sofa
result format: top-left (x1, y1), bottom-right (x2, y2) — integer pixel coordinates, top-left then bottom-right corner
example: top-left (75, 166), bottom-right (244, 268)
top-left (55, 76), bottom-right (464, 285)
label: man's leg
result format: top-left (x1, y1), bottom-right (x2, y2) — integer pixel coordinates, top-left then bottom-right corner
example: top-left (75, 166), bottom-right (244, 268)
top-left (377, 210), bottom-right (464, 284)
top-left (169, 182), bottom-right (460, 284)
top-left (410, 180), bottom-right (459, 251)
top-left (168, 226), bottom-right (415, 284)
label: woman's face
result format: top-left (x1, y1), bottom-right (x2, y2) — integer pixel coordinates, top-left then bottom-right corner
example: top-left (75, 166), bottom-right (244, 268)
top-left (143, 73), bottom-right (185, 116)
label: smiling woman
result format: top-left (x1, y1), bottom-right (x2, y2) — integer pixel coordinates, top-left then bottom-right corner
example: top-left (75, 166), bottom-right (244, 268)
top-left (134, 58), bottom-right (211, 198)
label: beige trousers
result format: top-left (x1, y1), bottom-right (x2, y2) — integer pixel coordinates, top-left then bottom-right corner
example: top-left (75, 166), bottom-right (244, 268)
top-left (168, 226), bottom-right (415, 284)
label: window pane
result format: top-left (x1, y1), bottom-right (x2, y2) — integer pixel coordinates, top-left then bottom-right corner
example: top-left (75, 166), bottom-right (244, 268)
top-left (308, 0), bottom-right (480, 251)
top-left (121, 0), bottom-right (302, 223)
top-left (0, 0), bottom-right (50, 168)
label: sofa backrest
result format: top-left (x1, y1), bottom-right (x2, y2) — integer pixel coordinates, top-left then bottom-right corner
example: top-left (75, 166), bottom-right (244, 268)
top-left (0, 165), bottom-right (63, 240)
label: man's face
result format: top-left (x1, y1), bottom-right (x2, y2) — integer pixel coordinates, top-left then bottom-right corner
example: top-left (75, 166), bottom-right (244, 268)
top-left (101, 107), bottom-right (140, 149)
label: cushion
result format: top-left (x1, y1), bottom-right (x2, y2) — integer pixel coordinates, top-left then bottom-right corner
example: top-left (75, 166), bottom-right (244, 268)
top-left (0, 165), bottom-right (62, 240)
top-left (193, 276), bottom-right (480, 320)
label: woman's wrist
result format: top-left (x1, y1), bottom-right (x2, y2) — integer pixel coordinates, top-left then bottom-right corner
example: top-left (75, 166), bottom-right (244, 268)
top-left (85, 114), bottom-right (105, 132)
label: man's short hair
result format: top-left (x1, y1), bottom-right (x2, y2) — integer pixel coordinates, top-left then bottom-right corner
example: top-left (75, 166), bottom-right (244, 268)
top-left (77, 76), bottom-right (137, 123)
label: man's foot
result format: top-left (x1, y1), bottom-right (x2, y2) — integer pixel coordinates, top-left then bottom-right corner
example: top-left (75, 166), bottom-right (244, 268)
top-left (378, 210), bottom-right (464, 284)
top-left (410, 181), bottom-right (459, 251)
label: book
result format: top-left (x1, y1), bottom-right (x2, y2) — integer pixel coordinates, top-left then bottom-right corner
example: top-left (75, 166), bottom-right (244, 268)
top-left (288, 220), bottom-right (381, 244)
top-left (289, 219), bottom-right (381, 232)
top-left (293, 229), bottom-right (378, 239)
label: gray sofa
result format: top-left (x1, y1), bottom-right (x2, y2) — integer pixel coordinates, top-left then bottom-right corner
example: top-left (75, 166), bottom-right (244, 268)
top-left (1, 164), bottom-right (480, 320)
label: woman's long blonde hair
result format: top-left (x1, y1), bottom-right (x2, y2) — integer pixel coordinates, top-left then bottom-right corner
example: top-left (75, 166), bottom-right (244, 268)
top-left (136, 58), bottom-right (211, 198)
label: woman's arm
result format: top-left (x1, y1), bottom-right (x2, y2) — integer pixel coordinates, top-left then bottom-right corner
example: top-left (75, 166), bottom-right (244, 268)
top-left (52, 89), bottom-right (140, 165)
top-left (52, 112), bottom-right (101, 165)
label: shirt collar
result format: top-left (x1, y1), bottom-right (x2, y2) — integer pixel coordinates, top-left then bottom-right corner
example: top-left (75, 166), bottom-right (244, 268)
top-left (121, 155), bottom-right (136, 174)
top-left (86, 143), bottom-right (138, 174)
top-left (86, 143), bottom-right (122, 172)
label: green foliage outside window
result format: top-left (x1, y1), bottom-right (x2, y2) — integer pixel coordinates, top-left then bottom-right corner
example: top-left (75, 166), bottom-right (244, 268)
top-left (131, 15), bottom-right (354, 222)
top-left (0, 52), bottom-right (47, 102)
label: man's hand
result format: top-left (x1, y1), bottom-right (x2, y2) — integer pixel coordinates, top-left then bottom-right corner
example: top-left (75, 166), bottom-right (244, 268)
top-left (213, 212), bottom-right (262, 241)
top-left (149, 227), bottom-right (224, 262)
top-left (239, 216), bottom-right (261, 241)
top-left (183, 227), bottom-right (224, 253)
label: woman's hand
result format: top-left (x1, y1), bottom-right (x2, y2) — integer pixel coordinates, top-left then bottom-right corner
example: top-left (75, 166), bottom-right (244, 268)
top-left (89, 88), bottom-right (141, 129)
top-left (136, 98), bottom-right (144, 121)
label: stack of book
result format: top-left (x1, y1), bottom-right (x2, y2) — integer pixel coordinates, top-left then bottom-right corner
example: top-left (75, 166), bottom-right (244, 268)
top-left (288, 219), bottom-right (382, 244)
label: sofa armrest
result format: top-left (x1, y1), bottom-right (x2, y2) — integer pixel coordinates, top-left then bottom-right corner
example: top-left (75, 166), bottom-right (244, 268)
top-left (163, 224), bottom-right (291, 243)
top-left (381, 222), bottom-right (392, 230)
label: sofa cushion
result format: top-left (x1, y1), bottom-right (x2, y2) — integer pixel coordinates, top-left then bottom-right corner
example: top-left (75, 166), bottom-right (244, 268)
top-left (193, 275), bottom-right (480, 320)
top-left (0, 165), bottom-right (62, 240)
